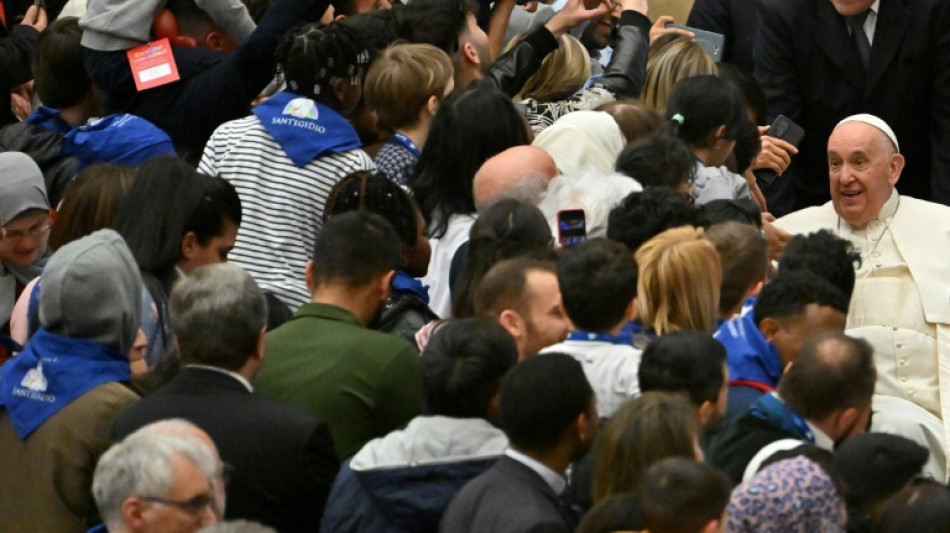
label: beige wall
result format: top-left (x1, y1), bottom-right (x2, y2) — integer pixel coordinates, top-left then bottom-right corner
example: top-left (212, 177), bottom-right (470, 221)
top-left (647, 0), bottom-right (695, 24)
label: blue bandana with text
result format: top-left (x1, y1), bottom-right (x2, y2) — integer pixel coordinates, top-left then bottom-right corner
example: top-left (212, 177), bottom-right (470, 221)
top-left (0, 328), bottom-right (130, 440)
top-left (253, 91), bottom-right (362, 167)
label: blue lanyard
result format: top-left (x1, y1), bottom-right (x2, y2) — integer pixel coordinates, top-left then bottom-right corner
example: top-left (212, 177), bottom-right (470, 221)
top-left (566, 330), bottom-right (634, 346)
top-left (391, 132), bottom-right (422, 158)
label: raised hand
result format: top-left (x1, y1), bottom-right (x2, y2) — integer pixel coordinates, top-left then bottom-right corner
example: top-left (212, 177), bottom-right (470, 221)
top-left (649, 15), bottom-right (693, 42)
top-left (754, 125), bottom-right (799, 175)
top-left (545, 0), bottom-right (613, 37)
top-left (19, 5), bottom-right (48, 32)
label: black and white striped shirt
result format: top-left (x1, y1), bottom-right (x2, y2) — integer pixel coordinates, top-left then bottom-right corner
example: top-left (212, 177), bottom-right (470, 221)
top-left (199, 115), bottom-right (375, 311)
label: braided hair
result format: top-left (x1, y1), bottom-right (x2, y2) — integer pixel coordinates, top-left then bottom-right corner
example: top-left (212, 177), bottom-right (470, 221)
top-left (324, 171), bottom-right (420, 248)
top-left (274, 22), bottom-right (371, 102)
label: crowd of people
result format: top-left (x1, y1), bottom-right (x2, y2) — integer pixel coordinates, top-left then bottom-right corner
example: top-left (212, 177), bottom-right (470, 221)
top-left (1, 0), bottom-right (950, 531)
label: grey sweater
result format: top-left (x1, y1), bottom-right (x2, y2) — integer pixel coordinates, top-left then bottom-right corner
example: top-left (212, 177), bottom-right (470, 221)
top-left (80, 0), bottom-right (256, 51)
top-left (692, 160), bottom-right (752, 206)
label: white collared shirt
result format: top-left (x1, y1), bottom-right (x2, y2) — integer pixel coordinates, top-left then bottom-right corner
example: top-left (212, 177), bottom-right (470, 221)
top-left (770, 392), bottom-right (833, 449)
top-left (505, 448), bottom-right (567, 494)
top-left (847, 0), bottom-right (880, 44)
top-left (865, 0), bottom-right (880, 44)
top-left (186, 364), bottom-right (254, 393)
top-left (804, 420), bottom-right (835, 451)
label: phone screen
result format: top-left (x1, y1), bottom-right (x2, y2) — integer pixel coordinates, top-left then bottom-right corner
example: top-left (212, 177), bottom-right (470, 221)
top-left (558, 209), bottom-right (587, 247)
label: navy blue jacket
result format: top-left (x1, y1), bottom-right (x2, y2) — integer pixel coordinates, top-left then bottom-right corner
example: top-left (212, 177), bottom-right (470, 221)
top-left (321, 416), bottom-right (507, 533)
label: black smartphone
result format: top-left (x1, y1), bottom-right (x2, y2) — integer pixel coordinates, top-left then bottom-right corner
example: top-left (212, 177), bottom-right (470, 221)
top-left (754, 115), bottom-right (806, 187)
top-left (12, 0), bottom-right (42, 22)
top-left (557, 209), bottom-right (587, 247)
top-left (665, 23), bottom-right (725, 62)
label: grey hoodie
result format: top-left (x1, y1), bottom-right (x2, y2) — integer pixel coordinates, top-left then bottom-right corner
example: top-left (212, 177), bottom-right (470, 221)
top-left (0, 152), bottom-right (49, 226)
top-left (0, 152), bottom-right (50, 324)
top-left (691, 160), bottom-right (752, 206)
top-left (39, 229), bottom-right (142, 354)
top-left (80, 0), bottom-right (256, 51)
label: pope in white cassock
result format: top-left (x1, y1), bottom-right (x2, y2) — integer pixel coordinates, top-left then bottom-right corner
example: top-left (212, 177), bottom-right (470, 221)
top-left (776, 114), bottom-right (949, 478)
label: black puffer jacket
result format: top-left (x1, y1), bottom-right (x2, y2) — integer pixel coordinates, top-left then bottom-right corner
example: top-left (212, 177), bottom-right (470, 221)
top-left (375, 289), bottom-right (439, 352)
top-left (0, 122), bottom-right (78, 206)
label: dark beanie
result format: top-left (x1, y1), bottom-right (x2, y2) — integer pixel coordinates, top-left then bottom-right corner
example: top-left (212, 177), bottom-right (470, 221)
top-left (833, 433), bottom-right (929, 509)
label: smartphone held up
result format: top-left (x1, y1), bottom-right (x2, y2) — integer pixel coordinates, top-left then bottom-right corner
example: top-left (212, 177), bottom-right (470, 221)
top-left (557, 209), bottom-right (587, 247)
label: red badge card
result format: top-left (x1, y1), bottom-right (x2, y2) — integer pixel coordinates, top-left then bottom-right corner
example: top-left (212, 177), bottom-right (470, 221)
top-left (126, 38), bottom-right (181, 91)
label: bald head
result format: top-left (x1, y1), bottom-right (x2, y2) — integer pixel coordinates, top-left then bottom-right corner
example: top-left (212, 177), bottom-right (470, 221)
top-left (778, 332), bottom-right (875, 431)
top-left (473, 146), bottom-right (558, 212)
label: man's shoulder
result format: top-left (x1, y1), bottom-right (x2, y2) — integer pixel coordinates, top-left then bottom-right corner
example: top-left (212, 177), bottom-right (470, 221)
top-left (267, 313), bottom-right (414, 357)
top-left (774, 202), bottom-right (837, 234)
top-left (446, 460), bottom-right (567, 533)
top-left (900, 195), bottom-right (950, 217)
top-left (113, 371), bottom-right (240, 434)
top-left (758, 0), bottom-right (811, 17)
top-left (707, 411), bottom-right (799, 457)
top-left (345, 328), bottom-right (417, 362)
top-left (450, 459), bottom-right (547, 507)
top-left (245, 391), bottom-right (333, 437)
top-left (706, 412), bottom-right (800, 483)
top-left (116, 371), bottom-right (325, 440)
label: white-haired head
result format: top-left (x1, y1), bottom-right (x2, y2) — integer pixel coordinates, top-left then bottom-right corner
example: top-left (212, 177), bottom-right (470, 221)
top-left (92, 420), bottom-right (221, 531)
top-left (538, 168), bottom-right (643, 241)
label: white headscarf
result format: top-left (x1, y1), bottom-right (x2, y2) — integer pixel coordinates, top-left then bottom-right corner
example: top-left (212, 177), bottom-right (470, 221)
top-left (532, 111), bottom-right (624, 176)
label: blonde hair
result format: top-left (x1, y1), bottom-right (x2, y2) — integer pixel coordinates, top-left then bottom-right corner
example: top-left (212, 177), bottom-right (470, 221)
top-left (635, 226), bottom-right (722, 335)
top-left (641, 34), bottom-right (718, 111)
top-left (364, 43), bottom-right (454, 129)
top-left (509, 32), bottom-right (591, 103)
